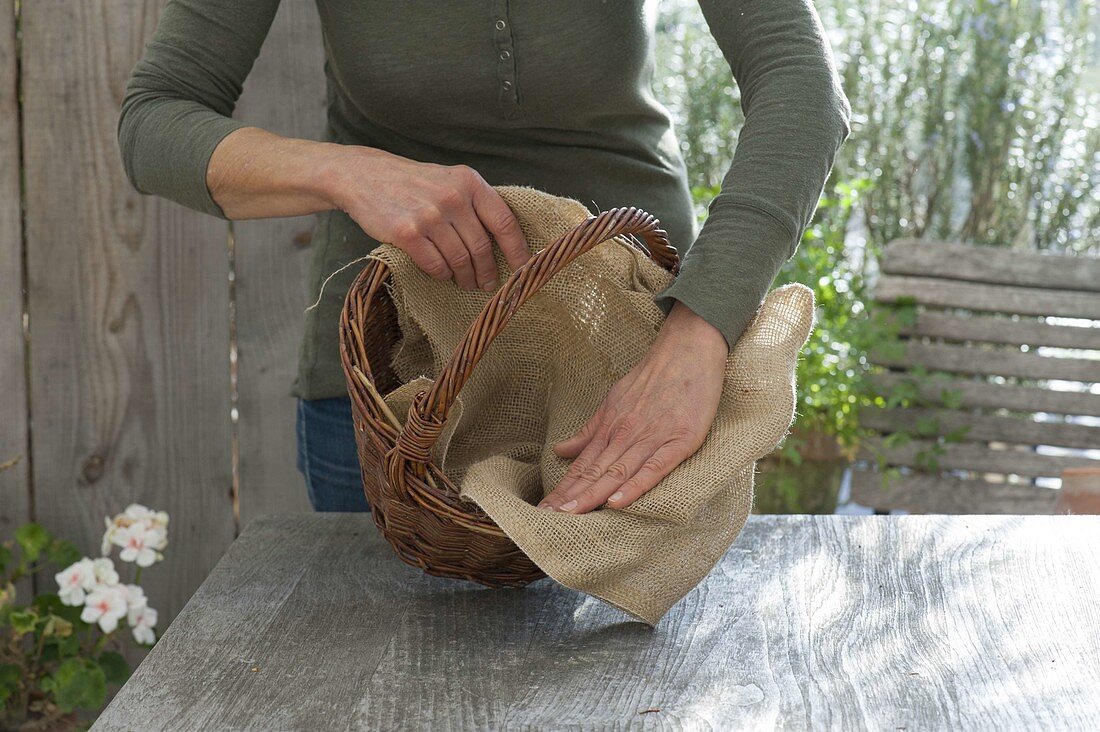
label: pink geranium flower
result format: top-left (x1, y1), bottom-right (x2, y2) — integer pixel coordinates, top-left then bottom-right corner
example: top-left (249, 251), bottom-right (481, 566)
top-left (80, 585), bottom-right (129, 633)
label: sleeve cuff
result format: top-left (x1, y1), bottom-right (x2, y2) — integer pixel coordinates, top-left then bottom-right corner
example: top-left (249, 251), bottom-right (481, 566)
top-left (653, 283), bottom-right (759, 354)
top-left (120, 98), bottom-right (249, 220)
top-left (652, 198), bottom-right (799, 351)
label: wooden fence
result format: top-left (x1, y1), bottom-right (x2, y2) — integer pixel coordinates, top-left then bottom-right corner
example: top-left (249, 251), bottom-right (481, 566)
top-left (1, 0), bottom-right (326, 623)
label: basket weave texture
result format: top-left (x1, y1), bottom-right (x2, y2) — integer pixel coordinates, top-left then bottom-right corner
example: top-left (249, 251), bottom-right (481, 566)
top-left (340, 186), bottom-right (814, 624)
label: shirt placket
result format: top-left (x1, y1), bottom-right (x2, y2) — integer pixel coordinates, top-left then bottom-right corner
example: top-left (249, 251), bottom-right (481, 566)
top-left (491, 0), bottom-right (522, 119)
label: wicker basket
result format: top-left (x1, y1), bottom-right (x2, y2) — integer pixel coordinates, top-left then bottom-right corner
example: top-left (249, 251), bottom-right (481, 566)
top-left (338, 207), bottom-right (679, 587)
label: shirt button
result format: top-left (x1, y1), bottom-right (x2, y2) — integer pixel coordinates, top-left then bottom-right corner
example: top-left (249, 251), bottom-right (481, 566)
top-left (499, 50), bottom-right (511, 60)
top-left (495, 19), bottom-right (506, 30)
top-left (502, 80), bottom-right (513, 90)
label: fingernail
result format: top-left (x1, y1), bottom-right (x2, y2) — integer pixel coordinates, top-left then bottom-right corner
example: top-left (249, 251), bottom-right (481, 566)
top-left (607, 491), bottom-right (623, 504)
top-left (483, 278), bottom-right (500, 291)
top-left (561, 499), bottom-right (578, 512)
top-left (538, 503), bottom-right (555, 511)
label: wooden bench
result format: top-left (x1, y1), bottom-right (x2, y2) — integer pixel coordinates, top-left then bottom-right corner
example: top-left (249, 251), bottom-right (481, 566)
top-left (850, 240), bottom-right (1100, 514)
top-left (93, 514), bottom-right (1100, 730)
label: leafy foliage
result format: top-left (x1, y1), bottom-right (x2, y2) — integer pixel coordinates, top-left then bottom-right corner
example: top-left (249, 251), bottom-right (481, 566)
top-left (821, 0), bottom-right (1100, 252)
top-left (40, 659), bottom-right (106, 714)
top-left (776, 180), bottom-right (888, 455)
top-left (1, 514), bottom-right (163, 730)
top-left (655, 0), bottom-right (1100, 253)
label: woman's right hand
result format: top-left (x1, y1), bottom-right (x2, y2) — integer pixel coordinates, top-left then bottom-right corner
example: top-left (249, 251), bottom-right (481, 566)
top-left (321, 147), bottom-right (531, 291)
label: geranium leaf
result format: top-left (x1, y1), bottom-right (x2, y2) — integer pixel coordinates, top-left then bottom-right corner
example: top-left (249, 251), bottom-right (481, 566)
top-left (45, 658), bottom-right (107, 713)
top-left (10, 608), bottom-right (37, 636)
top-left (43, 632), bottom-right (82, 661)
top-left (42, 613), bottom-right (74, 638)
top-left (98, 651), bottom-right (131, 685)
top-left (14, 523), bottom-right (51, 563)
top-left (0, 663), bottom-right (21, 705)
top-left (46, 538), bottom-right (82, 568)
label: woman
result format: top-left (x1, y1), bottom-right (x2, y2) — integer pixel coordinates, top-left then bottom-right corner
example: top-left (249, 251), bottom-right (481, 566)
top-left (119, 1), bottom-right (850, 515)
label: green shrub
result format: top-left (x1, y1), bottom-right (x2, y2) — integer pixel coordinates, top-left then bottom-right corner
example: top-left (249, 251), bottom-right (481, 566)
top-left (654, 0), bottom-right (1099, 460)
top-left (655, 0), bottom-right (1100, 253)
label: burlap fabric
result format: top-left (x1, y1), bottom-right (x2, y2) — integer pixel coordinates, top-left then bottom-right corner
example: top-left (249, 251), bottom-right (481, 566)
top-left (368, 186), bottom-right (815, 625)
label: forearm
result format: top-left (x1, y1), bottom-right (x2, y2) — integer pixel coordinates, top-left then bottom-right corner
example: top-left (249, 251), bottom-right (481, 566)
top-left (655, 0), bottom-right (851, 351)
top-left (205, 126), bottom-right (351, 220)
top-left (212, 127), bottom-right (533, 291)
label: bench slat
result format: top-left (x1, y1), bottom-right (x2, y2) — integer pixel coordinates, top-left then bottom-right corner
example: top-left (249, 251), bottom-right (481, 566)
top-left (848, 469), bottom-right (1059, 514)
top-left (891, 311), bottom-right (1100, 350)
top-left (875, 275), bottom-right (1100, 320)
top-left (881, 240), bottom-right (1100, 293)
top-left (860, 407), bottom-right (1100, 451)
top-left (870, 373), bottom-right (1100, 418)
top-left (871, 341), bottom-right (1100, 383)
top-left (862, 241), bottom-right (1099, 515)
top-left (859, 438), bottom-right (1097, 479)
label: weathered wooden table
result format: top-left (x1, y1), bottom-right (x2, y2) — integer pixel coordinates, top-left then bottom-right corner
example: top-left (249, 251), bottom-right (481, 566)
top-left (94, 515), bottom-right (1100, 730)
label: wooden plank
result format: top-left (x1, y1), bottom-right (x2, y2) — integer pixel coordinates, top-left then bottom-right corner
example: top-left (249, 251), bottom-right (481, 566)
top-left (95, 514), bottom-right (1100, 729)
top-left (893, 310), bottom-right (1100, 350)
top-left (21, 0), bottom-right (236, 621)
top-left (232, 0), bottom-right (323, 522)
top-left (882, 239), bottom-right (1100, 293)
top-left (870, 372), bottom-right (1100, 418)
top-left (848, 470), bottom-right (1059, 514)
top-left (859, 438), bottom-right (1098, 479)
top-left (861, 407), bottom-right (1100, 451)
top-left (871, 341), bottom-right (1100, 383)
top-left (876, 275), bottom-right (1100, 320)
top-left (0, 0), bottom-right (29, 542)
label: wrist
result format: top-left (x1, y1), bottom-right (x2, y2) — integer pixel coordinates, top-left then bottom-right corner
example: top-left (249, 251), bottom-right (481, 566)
top-left (314, 143), bottom-right (391, 211)
top-left (311, 142), bottom-right (373, 211)
top-left (655, 300), bottom-right (729, 360)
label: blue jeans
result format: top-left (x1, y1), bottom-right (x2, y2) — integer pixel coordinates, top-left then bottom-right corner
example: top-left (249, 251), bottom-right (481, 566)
top-left (295, 397), bottom-right (372, 512)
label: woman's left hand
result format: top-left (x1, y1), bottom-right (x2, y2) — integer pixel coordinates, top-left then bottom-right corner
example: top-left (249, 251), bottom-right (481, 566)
top-left (538, 301), bottom-right (729, 514)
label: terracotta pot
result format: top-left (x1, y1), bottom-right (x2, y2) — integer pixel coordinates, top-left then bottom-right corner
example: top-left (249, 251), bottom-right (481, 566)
top-left (754, 427), bottom-right (849, 515)
top-left (1054, 467), bottom-right (1100, 515)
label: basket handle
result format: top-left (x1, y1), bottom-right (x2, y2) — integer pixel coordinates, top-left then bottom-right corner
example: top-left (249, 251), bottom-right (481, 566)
top-left (391, 206), bottom-right (677, 467)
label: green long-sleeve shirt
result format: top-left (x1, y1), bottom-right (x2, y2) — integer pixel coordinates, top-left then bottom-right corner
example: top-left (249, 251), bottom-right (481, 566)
top-left (119, 0), bottom-right (850, 400)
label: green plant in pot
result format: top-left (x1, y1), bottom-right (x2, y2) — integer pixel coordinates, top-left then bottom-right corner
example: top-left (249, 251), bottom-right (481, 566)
top-left (1, 504), bottom-right (166, 730)
top-left (753, 178), bottom-right (895, 514)
top-left (749, 181), bottom-right (950, 513)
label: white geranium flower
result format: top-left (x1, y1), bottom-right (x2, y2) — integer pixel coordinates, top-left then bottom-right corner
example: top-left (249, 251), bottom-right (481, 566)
top-left (128, 604), bottom-right (158, 645)
top-left (81, 585), bottom-right (129, 633)
top-left (116, 524), bottom-right (162, 567)
top-left (101, 516), bottom-right (119, 557)
top-left (104, 505), bottom-right (170, 556)
top-left (121, 583), bottom-right (147, 612)
top-left (55, 558), bottom-right (97, 607)
top-left (123, 504), bottom-right (169, 530)
top-left (92, 557), bottom-right (119, 586)
top-left (123, 504), bottom-right (154, 520)
top-left (132, 622), bottom-right (156, 645)
top-left (147, 524), bottom-right (168, 552)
